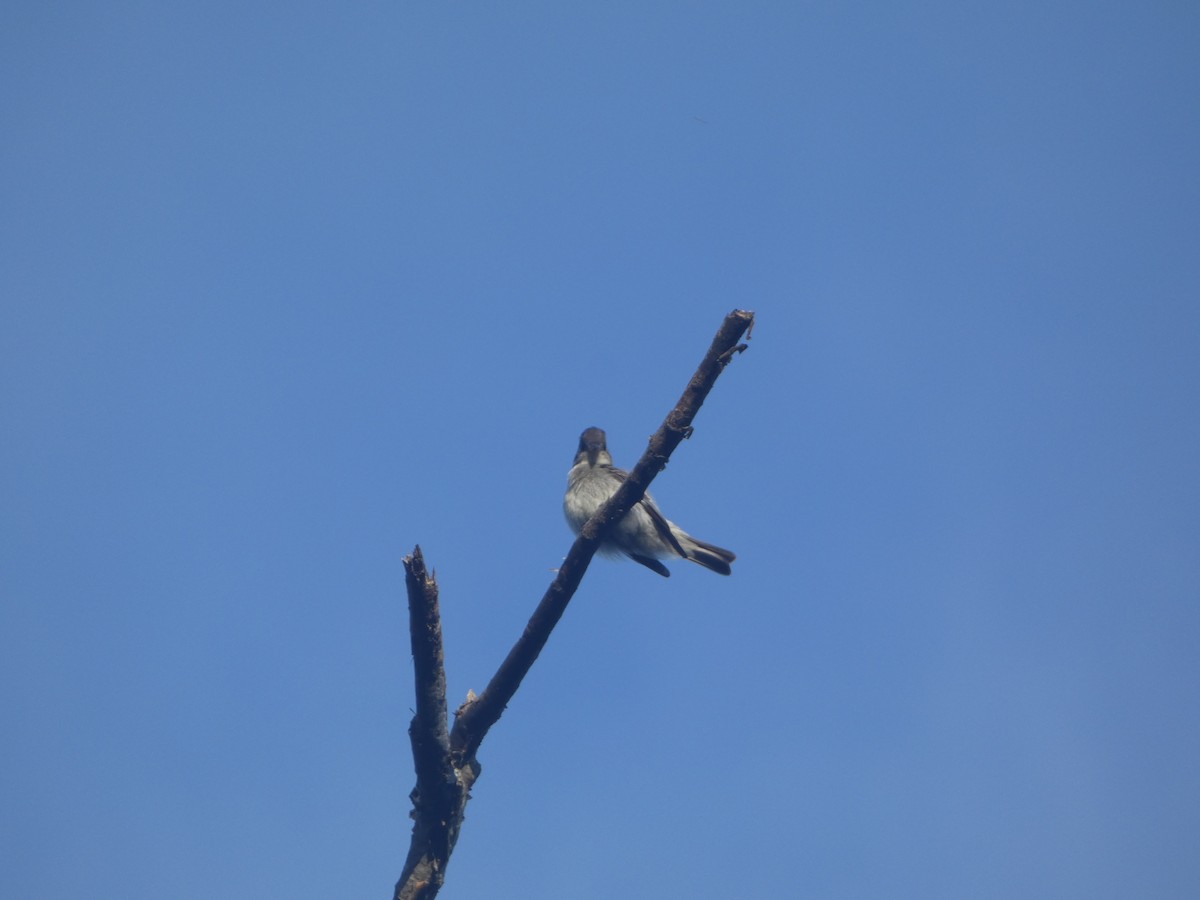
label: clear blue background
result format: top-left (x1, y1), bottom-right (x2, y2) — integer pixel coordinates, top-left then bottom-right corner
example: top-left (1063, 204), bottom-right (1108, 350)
top-left (3, 3), bottom-right (1198, 898)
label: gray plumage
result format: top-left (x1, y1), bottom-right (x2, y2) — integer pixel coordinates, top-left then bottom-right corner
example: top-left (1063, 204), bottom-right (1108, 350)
top-left (563, 426), bottom-right (735, 577)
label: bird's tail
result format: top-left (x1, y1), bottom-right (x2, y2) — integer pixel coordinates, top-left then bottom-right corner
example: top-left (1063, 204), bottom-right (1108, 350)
top-left (678, 534), bottom-right (736, 576)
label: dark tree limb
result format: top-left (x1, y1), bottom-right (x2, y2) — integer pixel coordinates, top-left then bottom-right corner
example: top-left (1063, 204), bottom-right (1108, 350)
top-left (450, 308), bottom-right (752, 760)
top-left (393, 309), bottom-right (754, 899)
top-left (395, 548), bottom-right (474, 900)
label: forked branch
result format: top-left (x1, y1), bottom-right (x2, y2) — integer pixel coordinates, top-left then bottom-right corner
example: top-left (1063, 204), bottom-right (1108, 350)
top-left (394, 309), bottom-right (754, 899)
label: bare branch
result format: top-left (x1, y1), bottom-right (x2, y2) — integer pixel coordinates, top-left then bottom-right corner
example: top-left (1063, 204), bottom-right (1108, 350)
top-left (406, 547), bottom-right (450, 781)
top-left (393, 309), bottom-right (754, 899)
top-left (449, 308), bottom-right (754, 763)
top-left (395, 548), bottom-right (474, 900)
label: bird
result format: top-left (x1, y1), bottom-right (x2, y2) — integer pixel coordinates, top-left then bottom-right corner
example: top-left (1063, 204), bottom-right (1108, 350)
top-left (563, 426), bottom-right (736, 577)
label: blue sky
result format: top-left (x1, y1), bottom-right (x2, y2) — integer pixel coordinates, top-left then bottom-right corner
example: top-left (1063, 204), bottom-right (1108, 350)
top-left (2, 3), bottom-right (1198, 898)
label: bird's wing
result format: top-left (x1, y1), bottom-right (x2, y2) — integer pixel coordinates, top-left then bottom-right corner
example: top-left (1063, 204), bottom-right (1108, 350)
top-left (607, 466), bottom-right (689, 558)
top-left (629, 553), bottom-right (671, 577)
